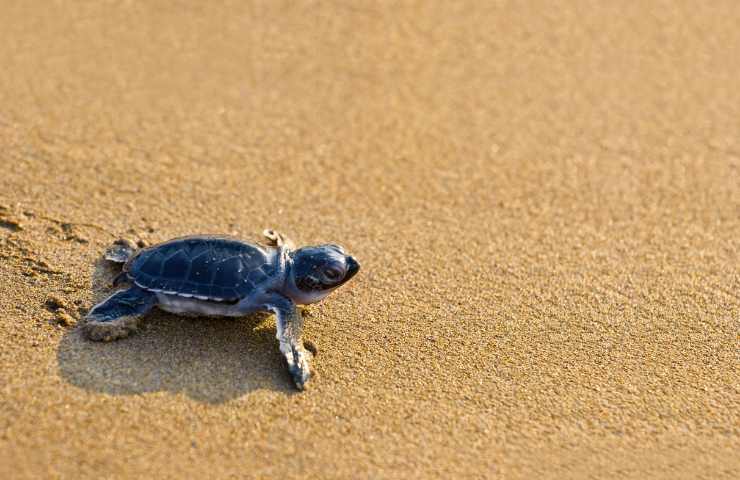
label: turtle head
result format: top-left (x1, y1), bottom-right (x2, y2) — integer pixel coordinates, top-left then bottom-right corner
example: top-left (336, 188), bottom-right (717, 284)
top-left (285, 244), bottom-right (360, 304)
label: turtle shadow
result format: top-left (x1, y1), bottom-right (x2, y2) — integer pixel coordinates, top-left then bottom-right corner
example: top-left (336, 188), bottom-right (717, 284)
top-left (56, 258), bottom-right (298, 403)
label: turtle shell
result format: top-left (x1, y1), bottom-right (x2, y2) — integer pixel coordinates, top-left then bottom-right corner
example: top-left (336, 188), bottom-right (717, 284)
top-left (125, 236), bottom-right (277, 302)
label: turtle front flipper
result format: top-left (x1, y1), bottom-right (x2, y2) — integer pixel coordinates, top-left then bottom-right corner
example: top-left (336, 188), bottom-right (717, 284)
top-left (262, 229), bottom-right (296, 250)
top-left (266, 296), bottom-right (312, 390)
top-left (83, 285), bottom-right (157, 342)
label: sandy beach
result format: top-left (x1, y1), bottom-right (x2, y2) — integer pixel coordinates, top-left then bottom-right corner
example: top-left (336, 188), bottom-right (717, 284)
top-left (0, 1), bottom-right (738, 478)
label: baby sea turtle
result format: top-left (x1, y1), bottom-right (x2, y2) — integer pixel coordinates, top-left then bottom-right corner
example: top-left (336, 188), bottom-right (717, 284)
top-left (83, 229), bottom-right (360, 390)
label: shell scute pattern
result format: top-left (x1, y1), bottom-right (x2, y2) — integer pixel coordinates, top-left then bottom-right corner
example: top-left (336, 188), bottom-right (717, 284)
top-left (188, 250), bottom-right (212, 282)
top-left (127, 236), bottom-right (272, 302)
top-left (162, 250), bottom-right (190, 279)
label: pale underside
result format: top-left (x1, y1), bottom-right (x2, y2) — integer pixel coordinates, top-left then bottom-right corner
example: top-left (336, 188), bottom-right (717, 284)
top-left (153, 292), bottom-right (246, 317)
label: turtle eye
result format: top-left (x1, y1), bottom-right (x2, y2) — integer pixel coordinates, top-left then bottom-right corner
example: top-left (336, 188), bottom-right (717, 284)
top-left (324, 268), bottom-right (341, 281)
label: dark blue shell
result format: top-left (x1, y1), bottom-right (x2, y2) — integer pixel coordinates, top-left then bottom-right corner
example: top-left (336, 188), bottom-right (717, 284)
top-left (125, 236), bottom-right (276, 302)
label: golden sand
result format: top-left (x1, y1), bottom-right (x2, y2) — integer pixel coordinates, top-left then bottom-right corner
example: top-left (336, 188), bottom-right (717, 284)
top-left (0, 2), bottom-right (737, 478)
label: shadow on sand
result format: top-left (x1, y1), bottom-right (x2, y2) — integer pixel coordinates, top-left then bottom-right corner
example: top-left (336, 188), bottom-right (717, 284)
top-left (57, 258), bottom-right (297, 403)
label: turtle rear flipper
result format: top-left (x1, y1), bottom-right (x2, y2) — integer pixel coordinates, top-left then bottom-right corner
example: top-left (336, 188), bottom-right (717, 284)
top-left (83, 285), bottom-right (157, 341)
top-left (104, 239), bottom-right (137, 263)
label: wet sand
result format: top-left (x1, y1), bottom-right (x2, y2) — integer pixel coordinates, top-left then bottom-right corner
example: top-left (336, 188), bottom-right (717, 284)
top-left (0, 2), bottom-right (738, 478)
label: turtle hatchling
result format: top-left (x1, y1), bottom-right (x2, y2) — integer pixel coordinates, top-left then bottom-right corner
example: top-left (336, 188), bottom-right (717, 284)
top-left (83, 230), bottom-right (360, 390)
